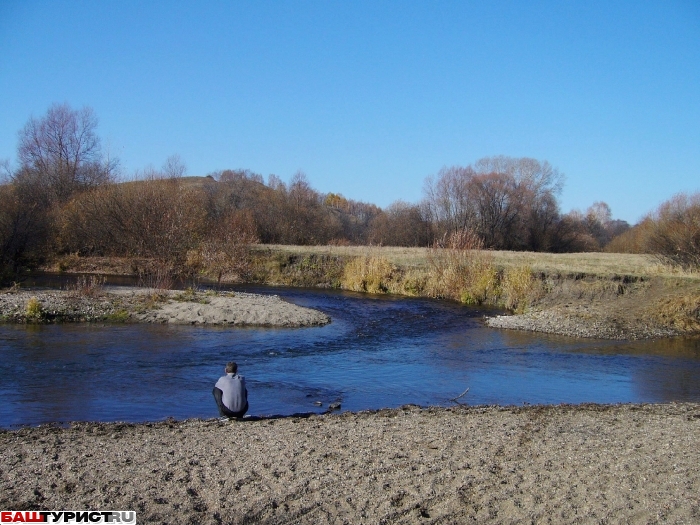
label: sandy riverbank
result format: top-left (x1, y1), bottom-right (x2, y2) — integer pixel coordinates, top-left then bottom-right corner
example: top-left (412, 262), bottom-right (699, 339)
top-left (0, 287), bottom-right (330, 327)
top-left (1, 404), bottom-right (698, 523)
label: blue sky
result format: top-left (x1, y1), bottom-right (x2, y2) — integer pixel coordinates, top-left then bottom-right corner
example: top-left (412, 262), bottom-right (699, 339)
top-left (1, 1), bottom-right (699, 224)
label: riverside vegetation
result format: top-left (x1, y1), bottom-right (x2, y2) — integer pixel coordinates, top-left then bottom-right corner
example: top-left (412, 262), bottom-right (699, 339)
top-left (2, 103), bottom-right (698, 337)
top-left (249, 243), bottom-right (700, 340)
top-left (21, 238), bottom-right (698, 340)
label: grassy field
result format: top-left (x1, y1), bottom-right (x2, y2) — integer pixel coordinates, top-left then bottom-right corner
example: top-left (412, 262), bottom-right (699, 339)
top-left (257, 244), bottom-right (699, 280)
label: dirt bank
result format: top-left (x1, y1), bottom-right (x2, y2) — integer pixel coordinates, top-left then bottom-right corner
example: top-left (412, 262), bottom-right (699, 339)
top-left (1, 403), bottom-right (699, 523)
top-left (487, 274), bottom-right (700, 340)
top-left (0, 287), bottom-right (330, 328)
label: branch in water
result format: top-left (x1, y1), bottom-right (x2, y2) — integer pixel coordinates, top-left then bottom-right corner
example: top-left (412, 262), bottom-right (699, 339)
top-left (450, 387), bottom-right (470, 404)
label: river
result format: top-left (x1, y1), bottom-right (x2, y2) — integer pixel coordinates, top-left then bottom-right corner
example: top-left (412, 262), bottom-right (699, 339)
top-left (1, 283), bottom-right (700, 428)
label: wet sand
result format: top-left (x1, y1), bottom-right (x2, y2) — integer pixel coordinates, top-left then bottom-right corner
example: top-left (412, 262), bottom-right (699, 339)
top-left (2, 403), bottom-right (699, 523)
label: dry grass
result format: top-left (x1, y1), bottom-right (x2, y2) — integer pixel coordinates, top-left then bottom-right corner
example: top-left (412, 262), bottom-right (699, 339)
top-left (342, 255), bottom-right (397, 294)
top-left (257, 245), bottom-right (431, 269)
top-left (259, 244), bottom-right (699, 280)
top-left (652, 293), bottom-right (700, 332)
top-left (425, 232), bottom-right (499, 305)
top-left (501, 266), bottom-right (541, 313)
top-left (67, 274), bottom-right (105, 298)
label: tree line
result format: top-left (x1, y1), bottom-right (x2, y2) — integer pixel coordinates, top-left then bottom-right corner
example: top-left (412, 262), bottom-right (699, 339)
top-left (1, 104), bottom-right (697, 282)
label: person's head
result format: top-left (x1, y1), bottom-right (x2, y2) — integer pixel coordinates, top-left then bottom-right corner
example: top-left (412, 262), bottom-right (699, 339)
top-left (225, 362), bottom-right (238, 374)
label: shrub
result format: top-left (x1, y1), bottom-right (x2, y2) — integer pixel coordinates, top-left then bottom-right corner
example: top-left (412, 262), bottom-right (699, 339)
top-left (426, 229), bottom-right (498, 304)
top-left (25, 297), bottom-right (43, 321)
top-left (605, 218), bottom-right (655, 254)
top-left (57, 253), bottom-right (81, 273)
top-left (107, 309), bottom-right (130, 323)
top-left (648, 192), bottom-right (700, 270)
top-left (68, 274), bottom-right (105, 298)
top-left (137, 263), bottom-right (174, 291)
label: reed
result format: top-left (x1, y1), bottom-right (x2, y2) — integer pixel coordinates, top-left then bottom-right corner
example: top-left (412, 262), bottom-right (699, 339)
top-left (67, 274), bottom-right (105, 298)
top-left (341, 255), bottom-right (397, 294)
top-left (426, 230), bottom-right (499, 305)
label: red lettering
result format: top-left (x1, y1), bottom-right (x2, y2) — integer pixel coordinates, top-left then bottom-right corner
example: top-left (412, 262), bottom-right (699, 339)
top-left (0, 512), bottom-right (49, 523)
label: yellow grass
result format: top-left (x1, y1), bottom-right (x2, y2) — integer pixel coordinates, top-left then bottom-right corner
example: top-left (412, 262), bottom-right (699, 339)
top-left (342, 256), bottom-right (396, 294)
top-left (501, 266), bottom-right (540, 313)
top-left (257, 244), bottom-right (699, 280)
top-left (652, 294), bottom-right (700, 332)
top-left (25, 297), bottom-right (43, 320)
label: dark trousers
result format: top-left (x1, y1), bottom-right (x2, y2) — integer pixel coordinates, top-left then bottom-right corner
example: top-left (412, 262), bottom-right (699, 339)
top-left (213, 387), bottom-right (248, 418)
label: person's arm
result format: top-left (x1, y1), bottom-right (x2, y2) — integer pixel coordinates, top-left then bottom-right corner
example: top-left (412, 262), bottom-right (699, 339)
top-left (213, 387), bottom-right (227, 416)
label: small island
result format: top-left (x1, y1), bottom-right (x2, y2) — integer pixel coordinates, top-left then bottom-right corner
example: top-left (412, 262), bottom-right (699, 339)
top-left (0, 287), bottom-right (331, 328)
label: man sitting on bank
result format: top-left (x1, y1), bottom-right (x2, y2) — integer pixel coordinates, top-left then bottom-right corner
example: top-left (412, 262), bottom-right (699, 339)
top-left (213, 361), bottom-right (249, 418)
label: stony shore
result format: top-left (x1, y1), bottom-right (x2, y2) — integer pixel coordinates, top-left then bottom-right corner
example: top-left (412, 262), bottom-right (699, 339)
top-left (1, 403), bottom-right (699, 524)
top-left (485, 307), bottom-right (680, 340)
top-left (487, 274), bottom-right (700, 340)
top-left (0, 287), bottom-right (330, 328)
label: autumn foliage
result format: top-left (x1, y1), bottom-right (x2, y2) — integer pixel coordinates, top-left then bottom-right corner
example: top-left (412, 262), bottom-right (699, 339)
top-left (1, 104), bottom-right (697, 284)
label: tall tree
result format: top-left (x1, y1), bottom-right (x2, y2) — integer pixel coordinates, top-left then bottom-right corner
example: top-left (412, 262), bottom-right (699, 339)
top-left (15, 103), bottom-right (116, 203)
top-left (422, 157), bottom-right (566, 251)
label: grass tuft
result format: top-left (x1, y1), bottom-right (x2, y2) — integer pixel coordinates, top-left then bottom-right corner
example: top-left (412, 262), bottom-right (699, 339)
top-left (107, 309), bottom-right (131, 323)
top-left (426, 230), bottom-right (499, 305)
top-left (342, 255), bottom-right (397, 294)
top-left (67, 274), bottom-right (105, 298)
top-left (25, 297), bottom-right (44, 321)
top-left (501, 265), bottom-right (539, 313)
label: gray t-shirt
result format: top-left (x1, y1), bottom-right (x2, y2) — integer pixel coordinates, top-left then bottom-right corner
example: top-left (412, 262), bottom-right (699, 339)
top-left (215, 373), bottom-right (247, 412)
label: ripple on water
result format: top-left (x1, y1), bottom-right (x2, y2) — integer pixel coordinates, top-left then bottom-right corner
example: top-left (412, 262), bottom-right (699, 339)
top-left (1, 285), bottom-right (700, 427)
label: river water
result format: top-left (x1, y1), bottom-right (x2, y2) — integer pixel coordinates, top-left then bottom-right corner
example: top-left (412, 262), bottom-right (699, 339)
top-left (1, 283), bottom-right (700, 428)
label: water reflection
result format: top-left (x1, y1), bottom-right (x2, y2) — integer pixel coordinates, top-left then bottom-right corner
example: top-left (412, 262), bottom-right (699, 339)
top-left (1, 284), bottom-right (700, 428)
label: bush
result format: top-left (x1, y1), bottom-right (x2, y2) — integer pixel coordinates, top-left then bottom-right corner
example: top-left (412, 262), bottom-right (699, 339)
top-left (342, 255), bottom-right (396, 294)
top-left (501, 265), bottom-right (538, 313)
top-left (426, 229), bottom-right (498, 304)
top-left (25, 297), bottom-right (43, 321)
top-left (605, 218), bottom-right (655, 254)
top-left (107, 309), bottom-right (131, 323)
top-left (67, 274), bottom-right (105, 298)
top-left (648, 192), bottom-right (700, 270)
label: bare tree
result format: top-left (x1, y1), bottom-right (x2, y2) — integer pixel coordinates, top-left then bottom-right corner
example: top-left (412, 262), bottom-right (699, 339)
top-left (15, 103), bottom-right (117, 202)
top-left (162, 154), bottom-right (187, 179)
top-left (648, 192), bottom-right (700, 270)
top-left (585, 201), bottom-right (613, 247)
top-left (0, 159), bottom-right (11, 184)
top-left (369, 200), bottom-right (432, 246)
top-left (422, 157), bottom-right (566, 251)
top-left (422, 166), bottom-right (475, 236)
top-left (0, 183), bottom-right (48, 280)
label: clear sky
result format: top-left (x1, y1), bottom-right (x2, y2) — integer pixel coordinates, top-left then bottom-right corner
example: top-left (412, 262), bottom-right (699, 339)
top-left (1, 1), bottom-right (699, 224)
